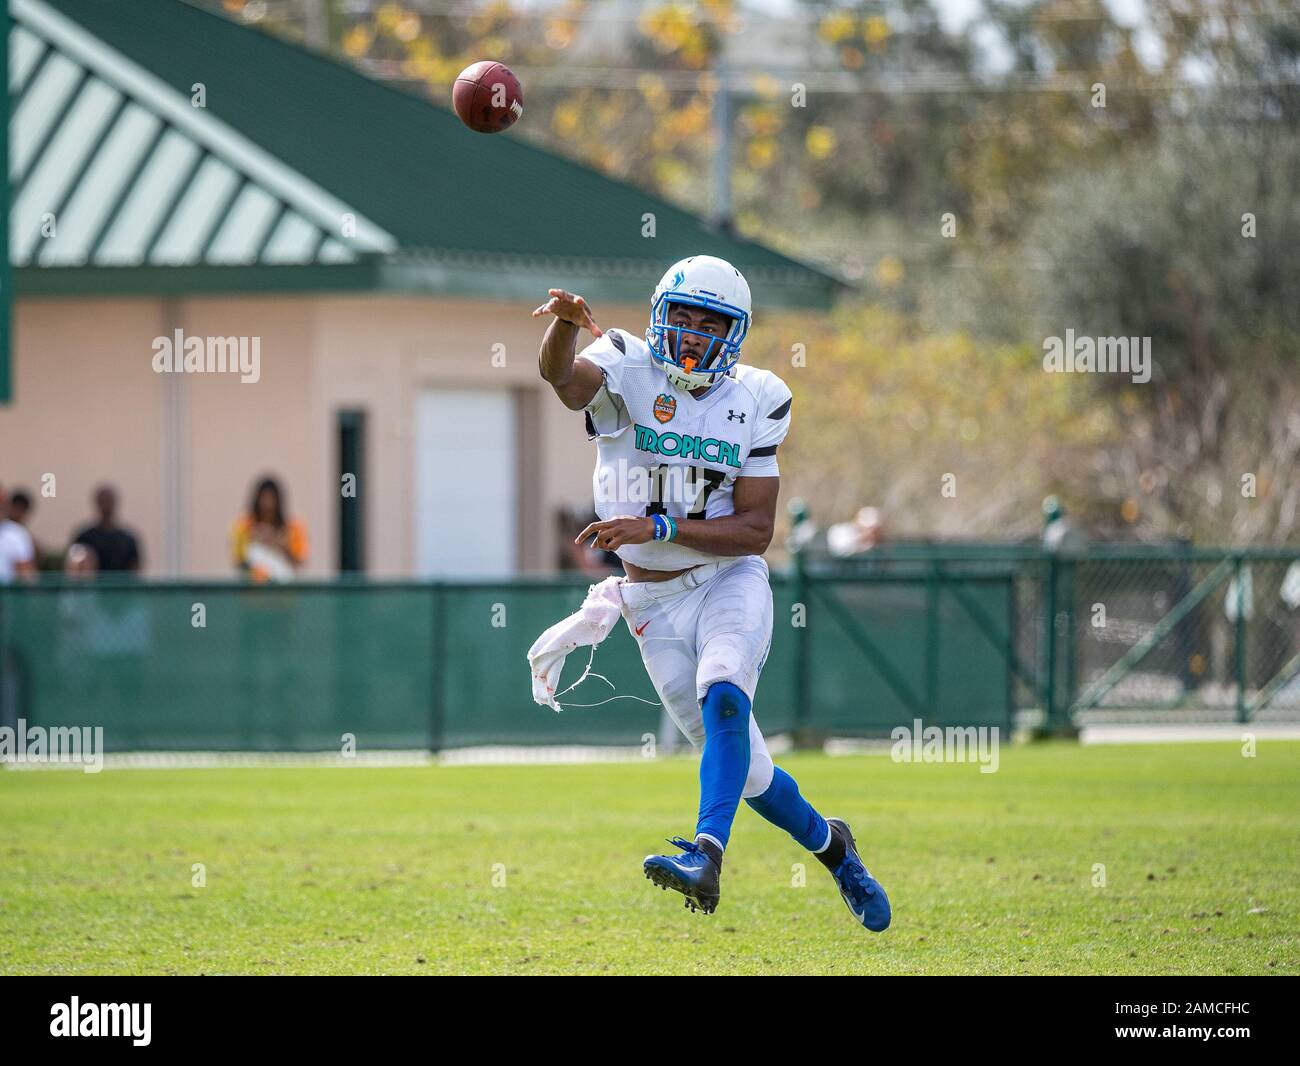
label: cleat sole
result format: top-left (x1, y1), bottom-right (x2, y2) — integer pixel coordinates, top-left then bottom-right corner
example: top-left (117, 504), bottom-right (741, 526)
top-left (643, 860), bottom-right (718, 915)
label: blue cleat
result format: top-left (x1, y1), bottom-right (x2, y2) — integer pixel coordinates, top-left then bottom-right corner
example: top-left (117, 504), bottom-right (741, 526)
top-left (643, 836), bottom-right (721, 914)
top-left (825, 818), bottom-right (891, 932)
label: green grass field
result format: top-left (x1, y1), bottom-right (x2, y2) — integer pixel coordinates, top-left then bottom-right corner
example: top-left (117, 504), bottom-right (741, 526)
top-left (2, 741), bottom-right (1297, 975)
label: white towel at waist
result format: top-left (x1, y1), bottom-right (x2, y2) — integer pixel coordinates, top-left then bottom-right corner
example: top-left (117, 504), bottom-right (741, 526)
top-left (526, 575), bottom-right (626, 711)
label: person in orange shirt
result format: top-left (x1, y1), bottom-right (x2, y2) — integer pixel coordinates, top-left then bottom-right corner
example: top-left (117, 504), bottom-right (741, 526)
top-left (231, 477), bottom-right (308, 582)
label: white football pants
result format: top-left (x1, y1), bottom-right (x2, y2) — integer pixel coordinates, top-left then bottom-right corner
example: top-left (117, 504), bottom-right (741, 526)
top-left (618, 555), bottom-right (776, 799)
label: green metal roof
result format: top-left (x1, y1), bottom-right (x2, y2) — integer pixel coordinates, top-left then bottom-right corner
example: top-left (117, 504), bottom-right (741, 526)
top-left (10, 0), bottom-right (844, 309)
top-left (10, 0), bottom-right (395, 270)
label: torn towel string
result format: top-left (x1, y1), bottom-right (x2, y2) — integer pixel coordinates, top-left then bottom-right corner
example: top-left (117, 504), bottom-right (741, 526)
top-left (527, 575), bottom-right (636, 712)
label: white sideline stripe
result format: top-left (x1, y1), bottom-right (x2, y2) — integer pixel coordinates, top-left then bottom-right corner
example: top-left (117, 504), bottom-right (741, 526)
top-left (824, 738), bottom-right (895, 756)
top-left (439, 745), bottom-right (648, 766)
top-left (5, 728), bottom-right (1298, 770)
top-left (1080, 724), bottom-right (1300, 745)
top-left (0, 737), bottom-right (798, 771)
top-left (1, 746), bottom-right (662, 771)
top-left (1, 750), bottom-right (435, 771)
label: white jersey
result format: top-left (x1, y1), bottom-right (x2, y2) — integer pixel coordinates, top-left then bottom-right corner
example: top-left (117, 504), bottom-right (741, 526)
top-left (0, 520), bottom-right (35, 583)
top-left (579, 328), bottom-right (793, 571)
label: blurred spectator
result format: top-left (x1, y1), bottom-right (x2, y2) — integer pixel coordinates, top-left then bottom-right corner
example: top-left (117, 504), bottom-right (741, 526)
top-left (7, 489), bottom-right (32, 522)
top-left (0, 484), bottom-right (37, 583)
top-left (557, 504), bottom-right (620, 576)
top-left (1041, 495), bottom-right (1088, 557)
top-left (73, 485), bottom-right (142, 573)
top-left (1282, 562), bottom-right (1300, 611)
top-left (231, 476), bottom-right (308, 581)
top-left (64, 542), bottom-right (98, 577)
top-left (6, 488), bottom-right (44, 569)
top-left (827, 506), bottom-right (886, 558)
top-left (785, 497), bottom-right (823, 556)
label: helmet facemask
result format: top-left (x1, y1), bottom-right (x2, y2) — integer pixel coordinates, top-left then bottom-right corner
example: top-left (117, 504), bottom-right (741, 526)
top-left (647, 296), bottom-right (749, 391)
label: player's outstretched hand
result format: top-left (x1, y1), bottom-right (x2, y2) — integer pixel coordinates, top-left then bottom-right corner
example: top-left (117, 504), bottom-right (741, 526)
top-left (576, 515), bottom-right (653, 551)
top-left (532, 289), bottom-right (603, 338)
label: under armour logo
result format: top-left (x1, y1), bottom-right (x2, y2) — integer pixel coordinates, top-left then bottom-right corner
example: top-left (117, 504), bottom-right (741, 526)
top-left (727, 410), bottom-right (746, 423)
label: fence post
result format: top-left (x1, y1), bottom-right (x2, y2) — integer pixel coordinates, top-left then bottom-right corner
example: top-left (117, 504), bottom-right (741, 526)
top-left (1234, 555), bottom-right (1247, 723)
top-left (1174, 539), bottom-right (1194, 698)
top-left (430, 581), bottom-right (447, 752)
top-left (1040, 554), bottom-right (1058, 732)
top-left (1060, 557), bottom-right (1077, 725)
top-left (793, 545), bottom-right (812, 740)
top-left (926, 560), bottom-right (940, 715)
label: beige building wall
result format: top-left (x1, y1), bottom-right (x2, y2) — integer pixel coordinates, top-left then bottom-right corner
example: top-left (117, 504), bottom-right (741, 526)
top-left (3, 298), bottom-right (169, 571)
top-left (3, 292), bottom-right (645, 577)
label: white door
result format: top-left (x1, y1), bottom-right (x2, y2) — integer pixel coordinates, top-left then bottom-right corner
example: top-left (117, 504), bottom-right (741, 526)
top-left (414, 389), bottom-right (516, 576)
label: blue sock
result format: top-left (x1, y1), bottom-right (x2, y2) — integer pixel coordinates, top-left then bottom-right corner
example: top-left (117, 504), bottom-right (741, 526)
top-left (745, 766), bottom-right (829, 852)
top-left (695, 682), bottom-right (751, 851)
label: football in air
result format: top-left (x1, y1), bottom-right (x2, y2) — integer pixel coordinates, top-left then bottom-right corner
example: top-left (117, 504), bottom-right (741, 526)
top-left (452, 60), bottom-right (523, 133)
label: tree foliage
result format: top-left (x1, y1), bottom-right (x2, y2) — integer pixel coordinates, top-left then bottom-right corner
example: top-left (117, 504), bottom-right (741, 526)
top-left (216, 0), bottom-right (1300, 543)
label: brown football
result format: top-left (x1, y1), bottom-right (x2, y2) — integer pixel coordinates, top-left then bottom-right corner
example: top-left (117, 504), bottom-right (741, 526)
top-left (452, 60), bottom-right (524, 133)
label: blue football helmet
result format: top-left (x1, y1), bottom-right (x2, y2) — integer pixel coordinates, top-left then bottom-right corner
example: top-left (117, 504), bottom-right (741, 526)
top-left (646, 255), bottom-right (752, 390)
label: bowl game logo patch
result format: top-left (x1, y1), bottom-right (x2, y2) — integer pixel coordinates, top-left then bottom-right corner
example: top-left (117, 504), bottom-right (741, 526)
top-left (653, 393), bottom-right (677, 424)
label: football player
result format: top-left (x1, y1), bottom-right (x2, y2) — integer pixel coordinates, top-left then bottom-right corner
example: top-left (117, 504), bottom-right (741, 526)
top-left (533, 255), bottom-right (889, 930)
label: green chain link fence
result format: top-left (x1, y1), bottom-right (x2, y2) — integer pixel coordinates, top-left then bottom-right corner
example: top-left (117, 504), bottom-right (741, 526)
top-left (1065, 551), bottom-right (1300, 724)
top-left (0, 546), bottom-right (1296, 752)
top-left (802, 545), bottom-right (1300, 732)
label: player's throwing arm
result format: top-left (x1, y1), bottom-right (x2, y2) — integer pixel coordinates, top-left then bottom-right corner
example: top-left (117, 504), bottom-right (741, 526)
top-left (533, 288), bottom-right (605, 410)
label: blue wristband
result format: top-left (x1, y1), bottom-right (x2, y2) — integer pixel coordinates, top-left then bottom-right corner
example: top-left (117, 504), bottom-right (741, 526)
top-left (650, 514), bottom-right (677, 542)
